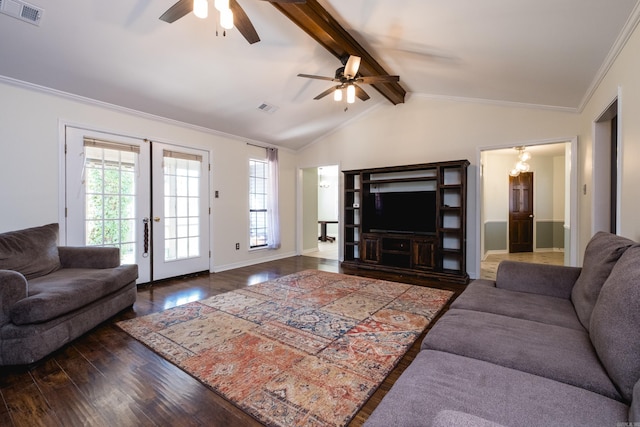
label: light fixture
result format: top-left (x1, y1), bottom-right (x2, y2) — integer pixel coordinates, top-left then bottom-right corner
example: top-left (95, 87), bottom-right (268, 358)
top-left (193, 0), bottom-right (208, 19)
top-left (214, 0), bottom-right (229, 11)
top-left (220, 7), bottom-right (233, 29)
top-left (509, 146), bottom-right (532, 177)
top-left (333, 87), bottom-right (343, 102)
top-left (346, 84), bottom-right (356, 104)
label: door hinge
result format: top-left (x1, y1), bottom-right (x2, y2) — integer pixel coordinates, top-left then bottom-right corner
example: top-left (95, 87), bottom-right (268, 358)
top-left (209, 250), bottom-right (211, 258)
top-left (209, 207), bottom-right (211, 215)
top-left (65, 207), bottom-right (68, 217)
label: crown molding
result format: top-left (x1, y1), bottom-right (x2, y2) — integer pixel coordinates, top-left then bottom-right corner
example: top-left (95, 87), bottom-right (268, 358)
top-left (0, 74), bottom-right (293, 152)
top-left (578, 0), bottom-right (640, 112)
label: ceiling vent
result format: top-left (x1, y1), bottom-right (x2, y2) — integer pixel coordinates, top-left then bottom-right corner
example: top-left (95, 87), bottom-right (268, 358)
top-left (257, 102), bottom-right (279, 114)
top-left (0, 0), bottom-right (43, 26)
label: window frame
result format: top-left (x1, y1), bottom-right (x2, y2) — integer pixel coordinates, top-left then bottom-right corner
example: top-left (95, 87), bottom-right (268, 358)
top-left (249, 158), bottom-right (269, 249)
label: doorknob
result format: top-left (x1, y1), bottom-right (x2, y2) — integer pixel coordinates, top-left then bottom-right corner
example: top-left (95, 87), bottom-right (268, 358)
top-left (529, 214), bottom-right (534, 218)
top-left (154, 217), bottom-right (161, 222)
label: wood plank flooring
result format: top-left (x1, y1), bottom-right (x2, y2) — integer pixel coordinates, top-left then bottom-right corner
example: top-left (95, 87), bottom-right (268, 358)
top-left (0, 256), bottom-right (465, 427)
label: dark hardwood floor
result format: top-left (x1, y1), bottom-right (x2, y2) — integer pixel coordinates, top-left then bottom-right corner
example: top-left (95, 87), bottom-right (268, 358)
top-left (0, 256), bottom-right (465, 427)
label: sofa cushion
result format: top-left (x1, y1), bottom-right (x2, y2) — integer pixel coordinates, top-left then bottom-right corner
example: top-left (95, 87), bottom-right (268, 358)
top-left (590, 244), bottom-right (640, 403)
top-left (0, 223), bottom-right (61, 280)
top-left (451, 280), bottom-right (584, 330)
top-left (9, 265), bottom-right (138, 325)
top-left (363, 350), bottom-right (629, 427)
top-left (422, 308), bottom-right (621, 400)
top-left (572, 232), bottom-right (634, 330)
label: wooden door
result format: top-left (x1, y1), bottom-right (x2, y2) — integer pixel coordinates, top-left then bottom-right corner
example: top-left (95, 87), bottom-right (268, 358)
top-left (412, 237), bottom-right (436, 270)
top-left (361, 234), bottom-right (381, 263)
top-left (509, 172), bottom-right (534, 253)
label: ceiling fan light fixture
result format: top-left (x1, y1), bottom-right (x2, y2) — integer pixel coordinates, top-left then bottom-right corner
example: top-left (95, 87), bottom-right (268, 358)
top-left (346, 84), bottom-right (356, 104)
top-left (333, 88), bottom-right (343, 102)
top-left (214, 0), bottom-right (229, 12)
top-left (193, 0), bottom-right (208, 19)
top-left (220, 7), bottom-right (233, 29)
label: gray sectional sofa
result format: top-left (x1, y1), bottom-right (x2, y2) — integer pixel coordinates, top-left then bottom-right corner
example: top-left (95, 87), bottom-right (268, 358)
top-left (365, 232), bottom-right (640, 427)
top-left (0, 223), bottom-right (138, 365)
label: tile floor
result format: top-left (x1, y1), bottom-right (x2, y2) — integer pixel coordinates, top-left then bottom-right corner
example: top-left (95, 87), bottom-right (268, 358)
top-left (480, 251), bottom-right (565, 280)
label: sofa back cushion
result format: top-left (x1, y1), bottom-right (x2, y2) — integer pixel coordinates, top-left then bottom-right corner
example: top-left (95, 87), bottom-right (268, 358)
top-left (0, 223), bottom-right (61, 280)
top-left (589, 244), bottom-right (640, 403)
top-left (572, 232), bottom-right (634, 330)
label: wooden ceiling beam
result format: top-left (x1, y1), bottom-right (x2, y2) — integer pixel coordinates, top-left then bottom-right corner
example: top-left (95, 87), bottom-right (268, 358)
top-left (270, 0), bottom-right (406, 105)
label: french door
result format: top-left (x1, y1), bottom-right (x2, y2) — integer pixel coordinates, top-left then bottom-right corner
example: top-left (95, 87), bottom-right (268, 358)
top-left (65, 127), bottom-right (210, 283)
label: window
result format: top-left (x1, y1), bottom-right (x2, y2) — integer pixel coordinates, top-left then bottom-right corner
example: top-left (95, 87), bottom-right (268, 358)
top-left (163, 150), bottom-right (202, 261)
top-left (83, 140), bottom-right (138, 265)
top-left (249, 158), bottom-right (268, 248)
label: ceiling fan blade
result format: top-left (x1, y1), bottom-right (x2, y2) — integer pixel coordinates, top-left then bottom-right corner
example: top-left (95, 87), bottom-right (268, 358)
top-left (159, 0), bottom-right (192, 23)
top-left (297, 74), bottom-right (338, 82)
top-left (344, 55), bottom-right (361, 78)
top-left (357, 75), bottom-right (400, 84)
top-left (230, 0), bottom-right (261, 44)
top-left (354, 84), bottom-right (370, 101)
top-left (314, 86), bottom-right (338, 100)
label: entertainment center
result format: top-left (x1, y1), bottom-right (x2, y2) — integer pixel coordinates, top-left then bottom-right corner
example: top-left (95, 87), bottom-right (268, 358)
top-left (342, 160), bottom-right (469, 284)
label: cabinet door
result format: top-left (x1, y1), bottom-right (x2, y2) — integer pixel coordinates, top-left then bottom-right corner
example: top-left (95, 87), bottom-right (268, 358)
top-left (412, 238), bottom-right (436, 270)
top-left (361, 235), bottom-right (381, 263)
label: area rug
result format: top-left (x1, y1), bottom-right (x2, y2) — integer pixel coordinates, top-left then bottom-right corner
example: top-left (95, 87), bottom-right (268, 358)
top-left (117, 270), bottom-right (453, 427)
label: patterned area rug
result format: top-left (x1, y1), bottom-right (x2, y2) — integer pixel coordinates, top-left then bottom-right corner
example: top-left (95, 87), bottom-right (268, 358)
top-left (117, 270), bottom-right (453, 426)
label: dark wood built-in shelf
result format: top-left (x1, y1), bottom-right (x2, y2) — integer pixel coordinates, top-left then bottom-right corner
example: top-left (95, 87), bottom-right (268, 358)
top-left (342, 160), bottom-right (470, 284)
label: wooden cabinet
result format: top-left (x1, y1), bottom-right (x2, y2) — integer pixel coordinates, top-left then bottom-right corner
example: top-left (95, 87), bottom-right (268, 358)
top-left (342, 160), bottom-right (469, 284)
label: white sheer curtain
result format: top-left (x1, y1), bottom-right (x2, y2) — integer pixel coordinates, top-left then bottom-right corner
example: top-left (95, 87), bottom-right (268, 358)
top-left (266, 147), bottom-right (281, 249)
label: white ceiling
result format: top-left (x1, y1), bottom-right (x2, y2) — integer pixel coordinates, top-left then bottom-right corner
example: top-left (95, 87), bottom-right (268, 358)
top-left (1, 0), bottom-right (638, 151)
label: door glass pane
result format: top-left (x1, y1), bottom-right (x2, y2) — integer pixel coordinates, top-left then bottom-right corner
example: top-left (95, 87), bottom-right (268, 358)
top-left (84, 146), bottom-right (137, 265)
top-left (163, 156), bottom-right (201, 261)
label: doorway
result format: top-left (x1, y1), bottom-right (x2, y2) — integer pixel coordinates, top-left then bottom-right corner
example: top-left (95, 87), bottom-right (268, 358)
top-left (593, 98), bottom-right (620, 234)
top-left (64, 126), bottom-right (210, 283)
top-left (479, 140), bottom-right (577, 279)
top-left (299, 165), bottom-right (339, 260)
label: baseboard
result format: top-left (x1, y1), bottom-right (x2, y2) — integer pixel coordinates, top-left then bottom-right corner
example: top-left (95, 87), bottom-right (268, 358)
top-left (211, 251), bottom-right (297, 273)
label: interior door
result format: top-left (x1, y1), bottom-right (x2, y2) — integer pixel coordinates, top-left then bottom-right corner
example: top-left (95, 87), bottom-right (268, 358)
top-left (151, 143), bottom-right (210, 281)
top-left (509, 172), bottom-right (534, 253)
top-left (65, 127), bottom-right (210, 283)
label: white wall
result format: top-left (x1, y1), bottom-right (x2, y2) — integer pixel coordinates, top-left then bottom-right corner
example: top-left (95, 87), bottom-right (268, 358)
top-left (577, 16), bottom-right (640, 256)
top-left (298, 96), bottom-right (581, 277)
top-left (0, 81), bottom-right (297, 271)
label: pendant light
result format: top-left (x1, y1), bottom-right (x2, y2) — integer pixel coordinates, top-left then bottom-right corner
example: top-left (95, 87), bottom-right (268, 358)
top-left (193, 0), bottom-right (208, 19)
top-left (509, 146), bottom-right (532, 177)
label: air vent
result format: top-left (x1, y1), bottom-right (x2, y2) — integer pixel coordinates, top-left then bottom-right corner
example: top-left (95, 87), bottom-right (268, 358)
top-left (0, 0), bottom-right (43, 26)
top-left (257, 102), bottom-right (279, 114)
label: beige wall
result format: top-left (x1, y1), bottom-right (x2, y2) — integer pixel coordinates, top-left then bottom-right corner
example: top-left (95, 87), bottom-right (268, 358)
top-left (3, 16), bottom-right (640, 276)
top-left (298, 96), bottom-right (581, 276)
top-left (577, 17), bottom-right (640, 255)
top-left (297, 19), bottom-right (640, 273)
top-left (0, 82), bottom-right (297, 271)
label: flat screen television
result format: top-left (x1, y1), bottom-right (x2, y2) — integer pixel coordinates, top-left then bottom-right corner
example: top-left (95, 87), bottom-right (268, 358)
top-left (366, 191), bottom-right (437, 234)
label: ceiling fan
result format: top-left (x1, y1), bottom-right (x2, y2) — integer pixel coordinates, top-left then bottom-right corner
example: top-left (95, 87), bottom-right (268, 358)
top-left (298, 55), bottom-right (400, 103)
top-left (159, 0), bottom-right (306, 44)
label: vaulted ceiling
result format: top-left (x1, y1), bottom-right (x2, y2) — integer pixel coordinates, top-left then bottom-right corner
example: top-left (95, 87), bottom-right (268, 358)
top-left (0, 0), bottom-right (638, 150)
